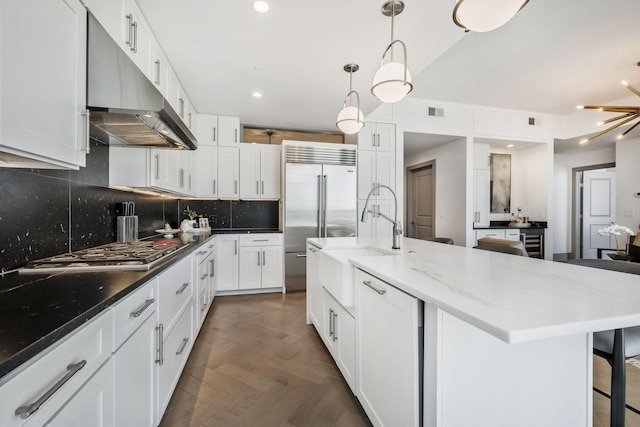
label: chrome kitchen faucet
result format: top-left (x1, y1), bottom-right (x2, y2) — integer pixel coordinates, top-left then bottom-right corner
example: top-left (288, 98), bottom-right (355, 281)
top-left (361, 184), bottom-right (402, 249)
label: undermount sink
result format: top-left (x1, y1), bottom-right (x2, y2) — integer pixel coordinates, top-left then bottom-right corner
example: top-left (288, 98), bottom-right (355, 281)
top-left (318, 247), bottom-right (391, 307)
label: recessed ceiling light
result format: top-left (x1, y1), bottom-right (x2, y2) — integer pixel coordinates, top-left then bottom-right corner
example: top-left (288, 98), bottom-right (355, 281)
top-left (252, 92), bottom-right (262, 98)
top-left (253, 1), bottom-right (269, 13)
top-left (507, 144), bottom-right (514, 148)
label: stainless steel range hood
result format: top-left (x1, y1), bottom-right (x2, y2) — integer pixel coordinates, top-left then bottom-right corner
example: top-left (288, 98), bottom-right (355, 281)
top-left (87, 14), bottom-right (197, 150)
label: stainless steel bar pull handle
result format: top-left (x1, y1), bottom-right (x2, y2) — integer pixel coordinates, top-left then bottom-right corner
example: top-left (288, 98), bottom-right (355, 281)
top-left (155, 324), bottom-right (164, 365)
top-left (126, 14), bottom-right (133, 48)
top-left (130, 298), bottom-right (155, 318)
top-left (175, 282), bottom-right (189, 295)
top-left (234, 240), bottom-right (237, 255)
top-left (234, 180), bottom-right (238, 194)
top-left (155, 154), bottom-right (160, 180)
top-left (317, 175), bottom-right (322, 237)
top-left (262, 251), bottom-right (266, 265)
top-left (296, 253), bottom-right (307, 258)
top-left (81, 110), bottom-right (91, 153)
top-left (213, 127), bottom-right (216, 142)
top-left (256, 180), bottom-right (260, 195)
top-left (213, 179), bottom-right (216, 194)
top-left (176, 337), bottom-right (190, 356)
top-left (209, 259), bottom-right (214, 277)
top-left (329, 309), bottom-right (334, 337)
top-left (323, 175), bottom-right (328, 237)
top-left (332, 311), bottom-right (338, 341)
top-left (362, 280), bottom-right (386, 295)
top-left (132, 21), bottom-right (138, 53)
top-left (257, 251), bottom-right (261, 266)
top-left (234, 129), bottom-right (238, 143)
top-left (261, 180), bottom-right (264, 195)
top-left (15, 360), bottom-right (87, 419)
top-left (154, 60), bottom-right (161, 85)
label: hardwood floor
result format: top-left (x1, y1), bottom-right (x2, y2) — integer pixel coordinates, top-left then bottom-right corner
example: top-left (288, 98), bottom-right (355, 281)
top-left (593, 355), bottom-right (640, 427)
top-left (160, 291), bottom-right (640, 426)
top-left (159, 292), bottom-right (371, 427)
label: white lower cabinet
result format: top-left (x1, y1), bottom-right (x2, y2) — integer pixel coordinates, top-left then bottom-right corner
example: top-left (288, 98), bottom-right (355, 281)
top-left (157, 301), bottom-right (194, 419)
top-left (216, 234), bottom-right (239, 291)
top-left (475, 228), bottom-right (520, 245)
top-left (321, 289), bottom-right (356, 393)
top-left (355, 269), bottom-right (422, 427)
top-left (111, 278), bottom-right (158, 427)
top-left (306, 244), bottom-right (322, 330)
top-left (0, 310), bottom-right (113, 427)
top-left (33, 358), bottom-right (115, 427)
top-left (238, 234), bottom-right (283, 290)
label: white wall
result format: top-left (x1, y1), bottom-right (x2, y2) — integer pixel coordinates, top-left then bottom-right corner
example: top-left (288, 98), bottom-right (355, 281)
top-left (616, 137), bottom-right (640, 234)
top-left (404, 138), bottom-right (468, 246)
top-left (553, 146), bottom-right (615, 255)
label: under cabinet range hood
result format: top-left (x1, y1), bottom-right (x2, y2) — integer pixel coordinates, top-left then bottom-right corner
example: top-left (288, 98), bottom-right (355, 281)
top-left (86, 14), bottom-right (197, 150)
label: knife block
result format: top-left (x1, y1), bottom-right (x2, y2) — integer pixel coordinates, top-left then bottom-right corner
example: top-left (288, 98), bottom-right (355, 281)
top-left (117, 216), bottom-right (138, 242)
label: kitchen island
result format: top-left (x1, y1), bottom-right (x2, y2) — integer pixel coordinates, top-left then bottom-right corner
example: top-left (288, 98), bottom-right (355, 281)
top-left (308, 236), bottom-right (640, 427)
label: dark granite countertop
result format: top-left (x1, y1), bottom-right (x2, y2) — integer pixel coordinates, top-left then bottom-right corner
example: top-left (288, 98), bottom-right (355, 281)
top-left (474, 221), bottom-right (547, 230)
top-left (0, 233), bottom-right (216, 383)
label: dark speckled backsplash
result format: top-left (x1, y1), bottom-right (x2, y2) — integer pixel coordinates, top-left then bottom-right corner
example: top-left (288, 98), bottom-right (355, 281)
top-left (0, 142), bottom-right (279, 273)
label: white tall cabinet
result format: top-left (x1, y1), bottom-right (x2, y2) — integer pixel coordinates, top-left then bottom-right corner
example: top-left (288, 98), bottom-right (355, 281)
top-left (357, 122), bottom-right (396, 238)
top-left (473, 143), bottom-right (491, 227)
top-left (239, 144), bottom-right (282, 200)
top-left (0, 0), bottom-right (89, 169)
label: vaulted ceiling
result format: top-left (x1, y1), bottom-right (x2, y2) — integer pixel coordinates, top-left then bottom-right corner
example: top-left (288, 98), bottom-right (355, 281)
top-left (137, 0), bottom-right (640, 146)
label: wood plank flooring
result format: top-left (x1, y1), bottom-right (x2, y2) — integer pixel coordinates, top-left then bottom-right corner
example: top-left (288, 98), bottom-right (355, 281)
top-left (159, 292), bottom-right (371, 427)
top-left (160, 291), bottom-right (640, 426)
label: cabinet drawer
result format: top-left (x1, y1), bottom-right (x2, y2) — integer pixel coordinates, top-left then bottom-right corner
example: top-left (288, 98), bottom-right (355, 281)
top-left (197, 287), bottom-right (210, 329)
top-left (238, 233), bottom-right (282, 247)
top-left (158, 256), bottom-right (193, 331)
top-left (158, 302), bottom-right (194, 417)
top-left (0, 310), bottom-right (113, 427)
top-left (112, 278), bottom-right (158, 351)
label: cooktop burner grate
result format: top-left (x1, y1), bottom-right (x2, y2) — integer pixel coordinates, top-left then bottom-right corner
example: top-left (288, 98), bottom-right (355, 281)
top-left (19, 240), bottom-right (190, 274)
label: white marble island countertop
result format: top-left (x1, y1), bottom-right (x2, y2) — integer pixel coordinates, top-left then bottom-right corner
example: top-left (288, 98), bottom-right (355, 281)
top-left (308, 236), bottom-right (640, 343)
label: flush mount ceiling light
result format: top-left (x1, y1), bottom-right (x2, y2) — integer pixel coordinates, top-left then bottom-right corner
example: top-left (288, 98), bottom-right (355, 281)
top-left (453, 0), bottom-right (529, 32)
top-left (577, 80), bottom-right (640, 144)
top-left (371, 1), bottom-right (413, 104)
top-left (336, 64), bottom-right (365, 135)
top-left (253, 1), bottom-right (269, 13)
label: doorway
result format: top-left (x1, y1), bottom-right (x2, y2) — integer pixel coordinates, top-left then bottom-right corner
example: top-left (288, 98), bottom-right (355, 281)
top-left (406, 160), bottom-right (435, 239)
top-left (572, 164), bottom-right (616, 259)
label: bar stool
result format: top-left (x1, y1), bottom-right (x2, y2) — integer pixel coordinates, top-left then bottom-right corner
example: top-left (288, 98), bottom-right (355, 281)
top-left (563, 258), bottom-right (640, 427)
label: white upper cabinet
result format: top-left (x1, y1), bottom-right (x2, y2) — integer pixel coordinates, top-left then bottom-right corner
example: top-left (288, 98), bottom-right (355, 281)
top-left (358, 122), bottom-right (395, 152)
top-left (217, 116), bottom-right (241, 146)
top-left (121, 0), bottom-right (152, 78)
top-left (473, 143), bottom-right (490, 170)
top-left (195, 114), bottom-right (241, 147)
top-left (150, 40), bottom-right (169, 98)
top-left (217, 147), bottom-right (240, 199)
top-left (82, 0), bottom-right (124, 43)
top-left (194, 146), bottom-right (218, 198)
top-left (239, 144), bottom-right (281, 200)
top-left (0, 0), bottom-right (89, 169)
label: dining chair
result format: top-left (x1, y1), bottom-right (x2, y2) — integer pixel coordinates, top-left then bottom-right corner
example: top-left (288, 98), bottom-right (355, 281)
top-left (562, 258), bottom-right (640, 427)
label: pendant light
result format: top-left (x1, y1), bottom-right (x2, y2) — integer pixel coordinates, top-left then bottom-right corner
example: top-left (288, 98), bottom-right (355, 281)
top-left (336, 64), bottom-right (365, 135)
top-left (371, 1), bottom-right (413, 104)
top-left (453, 0), bottom-right (529, 33)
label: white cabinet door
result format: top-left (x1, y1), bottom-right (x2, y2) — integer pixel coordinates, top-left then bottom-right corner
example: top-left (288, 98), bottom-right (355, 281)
top-left (505, 229), bottom-right (520, 241)
top-left (261, 245), bottom-right (283, 288)
top-left (475, 229), bottom-right (506, 244)
top-left (150, 41), bottom-right (169, 98)
top-left (375, 123), bottom-right (395, 152)
top-left (0, 0), bottom-right (88, 169)
top-left (194, 146), bottom-right (218, 198)
top-left (473, 143), bottom-right (490, 170)
top-left (113, 312), bottom-right (156, 427)
top-left (217, 115), bottom-right (240, 146)
top-left (357, 122), bottom-right (395, 152)
top-left (239, 246), bottom-right (262, 290)
top-left (82, 0), bottom-right (125, 43)
top-left (260, 145), bottom-right (281, 199)
top-left (355, 270), bottom-right (421, 427)
top-left (357, 200), bottom-right (392, 238)
top-left (375, 151), bottom-right (395, 200)
top-left (36, 359), bottom-right (115, 427)
top-left (217, 234), bottom-right (239, 291)
top-left (196, 114), bottom-right (219, 146)
top-left (122, 0), bottom-right (151, 78)
top-left (473, 169), bottom-right (490, 227)
top-left (357, 151), bottom-right (376, 199)
top-left (239, 145), bottom-right (261, 199)
top-left (321, 290), bottom-right (356, 393)
top-left (306, 244), bottom-right (322, 329)
top-left (218, 147), bottom-right (240, 199)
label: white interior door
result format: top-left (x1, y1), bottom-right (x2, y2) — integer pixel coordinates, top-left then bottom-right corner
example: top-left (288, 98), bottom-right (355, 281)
top-left (582, 169), bottom-right (616, 258)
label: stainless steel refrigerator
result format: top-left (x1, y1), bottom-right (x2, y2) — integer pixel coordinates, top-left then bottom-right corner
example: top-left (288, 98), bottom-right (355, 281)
top-left (283, 142), bottom-right (357, 292)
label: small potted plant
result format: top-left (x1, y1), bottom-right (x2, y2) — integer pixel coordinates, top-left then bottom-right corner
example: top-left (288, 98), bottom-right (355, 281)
top-left (181, 206), bottom-right (200, 231)
top-left (597, 223), bottom-right (636, 261)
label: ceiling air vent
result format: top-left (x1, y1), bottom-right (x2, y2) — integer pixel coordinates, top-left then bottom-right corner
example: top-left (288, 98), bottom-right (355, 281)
top-left (427, 106), bottom-right (444, 118)
top-left (528, 117), bottom-right (536, 125)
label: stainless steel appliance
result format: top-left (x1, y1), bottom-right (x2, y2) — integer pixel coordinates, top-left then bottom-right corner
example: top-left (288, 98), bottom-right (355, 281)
top-left (19, 240), bottom-right (189, 274)
top-left (283, 141), bottom-right (357, 292)
top-left (86, 14), bottom-right (197, 150)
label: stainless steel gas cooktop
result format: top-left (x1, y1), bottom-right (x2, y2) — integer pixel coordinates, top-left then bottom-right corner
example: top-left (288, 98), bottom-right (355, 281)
top-left (19, 240), bottom-right (189, 274)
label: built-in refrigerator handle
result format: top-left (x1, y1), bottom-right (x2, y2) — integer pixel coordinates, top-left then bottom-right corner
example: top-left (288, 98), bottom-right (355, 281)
top-left (323, 175), bottom-right (328, 238)
top-left (317, 175), bottom-right (323, 237)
